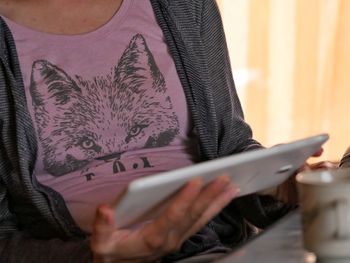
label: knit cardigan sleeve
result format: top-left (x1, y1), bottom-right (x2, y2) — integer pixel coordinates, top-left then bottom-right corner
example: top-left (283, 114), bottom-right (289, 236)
top-left (0, 109), bottom-right (92, 263)
top-left (199, 0), bottom-right (295, 229)
top-left (0, 19), bottom-right (93, 263)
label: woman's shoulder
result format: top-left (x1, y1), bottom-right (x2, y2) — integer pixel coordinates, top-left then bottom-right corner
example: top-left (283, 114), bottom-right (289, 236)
top-left (158, 0), bottom-right (216, 25)
top-left (166, 0), bottom-right (214, 9)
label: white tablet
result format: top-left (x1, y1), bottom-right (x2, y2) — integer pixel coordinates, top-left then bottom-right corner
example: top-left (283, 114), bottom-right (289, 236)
top-left (113, 134), bottom-right (329, 228)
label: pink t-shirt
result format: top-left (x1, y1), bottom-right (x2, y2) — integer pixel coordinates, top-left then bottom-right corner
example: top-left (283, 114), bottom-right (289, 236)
top-left (3, 0), bottom-right (198, 232)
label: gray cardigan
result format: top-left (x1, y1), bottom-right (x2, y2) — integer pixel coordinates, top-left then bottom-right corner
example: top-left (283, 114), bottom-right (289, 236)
top-left (0, 0), bottom-right (291, 262)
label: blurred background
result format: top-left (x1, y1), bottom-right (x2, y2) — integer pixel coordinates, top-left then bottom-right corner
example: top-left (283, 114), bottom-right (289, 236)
top-left (217, 0), bottom-right (350, 162)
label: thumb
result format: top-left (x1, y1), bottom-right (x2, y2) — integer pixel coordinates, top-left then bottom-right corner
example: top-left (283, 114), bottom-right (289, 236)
top-left (91, 204), bottom-right (116, 253)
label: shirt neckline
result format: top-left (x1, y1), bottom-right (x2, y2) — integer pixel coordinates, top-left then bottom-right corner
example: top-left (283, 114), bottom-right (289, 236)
top-left (0, 0), bottom-right (133, 40)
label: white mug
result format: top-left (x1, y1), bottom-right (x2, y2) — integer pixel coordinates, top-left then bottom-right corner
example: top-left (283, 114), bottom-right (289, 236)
top-left (296, 168), bottom-right (350, 259)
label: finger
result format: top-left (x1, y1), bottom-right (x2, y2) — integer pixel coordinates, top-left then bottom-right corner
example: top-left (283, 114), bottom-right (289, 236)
top-left (160, 178), bottom-right (204, 229)
top-left (91, 205), bottom-right (116, 254)
top-left (182, 183), bottom-right (239, 241)
top-left (162, 176), bottom-right (233, 249)
top-left (298, 163), bottom-right (311, 173)
top-left (141, 179), bottom-right (203, 254)
top-left (309, 161), bottom-right (339, 170)
top-left (186, 176), bottom-right (232, 223)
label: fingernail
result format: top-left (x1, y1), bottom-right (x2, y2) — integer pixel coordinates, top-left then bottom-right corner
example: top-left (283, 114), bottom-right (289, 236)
top-left (214, 175), bottom-right (230, 186)
top-left (189, 178), bottom-right (204, 189)
top-left (225, 185), bottom-right (240, 198)
top-left (97, 207), bottom-right (110, 223)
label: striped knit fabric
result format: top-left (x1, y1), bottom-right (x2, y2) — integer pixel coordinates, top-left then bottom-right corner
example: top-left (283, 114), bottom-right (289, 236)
top-left (0, 0), bottom-right (289, 262)
top-left (340, 147), bottom-right (350, 168)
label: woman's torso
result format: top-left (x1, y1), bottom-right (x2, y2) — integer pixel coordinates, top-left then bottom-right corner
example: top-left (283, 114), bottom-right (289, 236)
top-left (0, 0), bottom-right (199, 232)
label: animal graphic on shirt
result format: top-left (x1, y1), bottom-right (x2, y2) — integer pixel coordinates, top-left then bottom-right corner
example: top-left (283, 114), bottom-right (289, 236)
top-left (30, 34), bottom-right (180, 177)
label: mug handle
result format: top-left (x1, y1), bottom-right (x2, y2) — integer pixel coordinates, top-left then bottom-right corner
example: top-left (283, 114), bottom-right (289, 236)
top-left (334, 199), bottom-right (350, 239)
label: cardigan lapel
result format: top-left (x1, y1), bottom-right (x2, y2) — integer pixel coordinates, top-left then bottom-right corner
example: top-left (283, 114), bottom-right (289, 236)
top-left (150, 0), bottom-right (218, 160)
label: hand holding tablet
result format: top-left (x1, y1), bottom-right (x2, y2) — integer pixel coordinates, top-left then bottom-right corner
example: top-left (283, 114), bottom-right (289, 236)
top-left (112, 134), bottom-right (329, 228)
